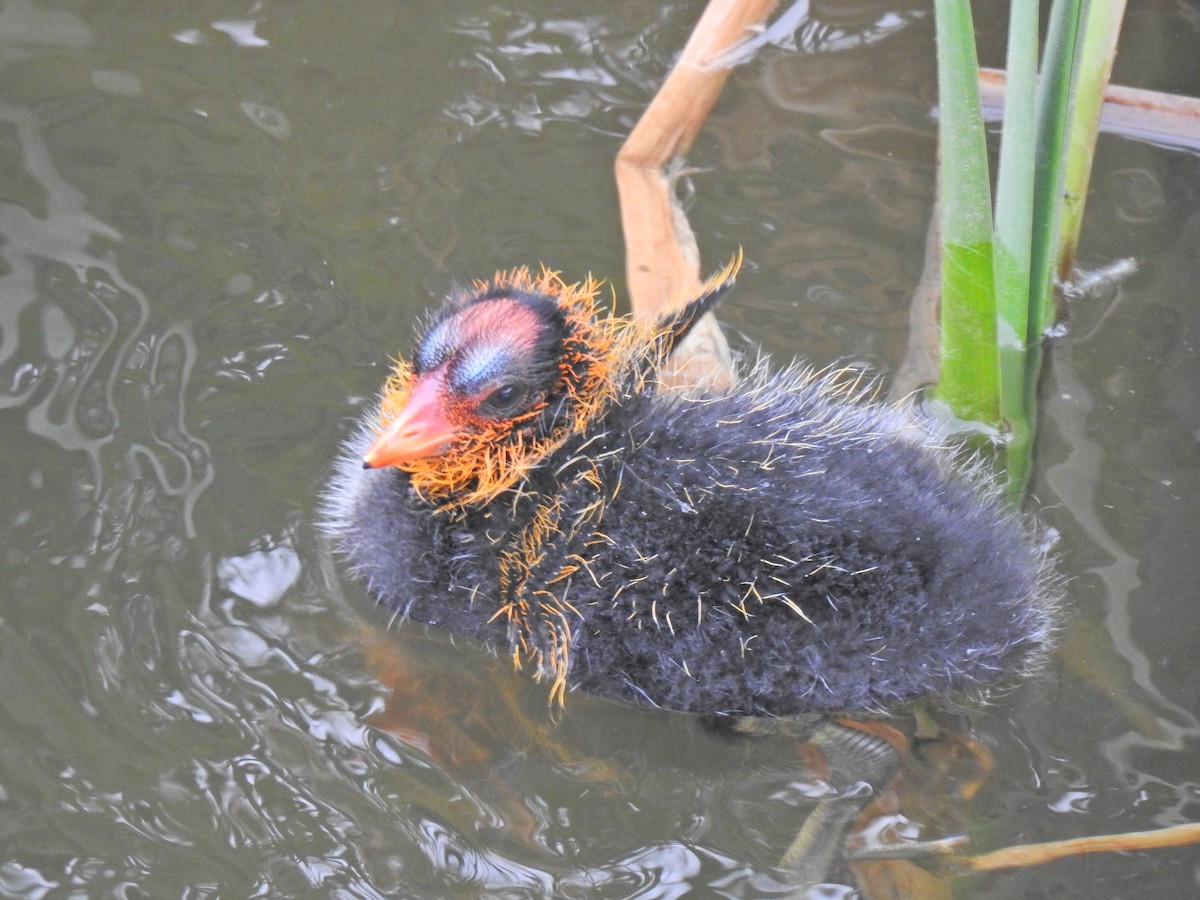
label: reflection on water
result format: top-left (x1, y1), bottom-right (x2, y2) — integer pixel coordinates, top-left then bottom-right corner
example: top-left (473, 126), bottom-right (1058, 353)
top-left (0, 0), bottom-right (1198, 896)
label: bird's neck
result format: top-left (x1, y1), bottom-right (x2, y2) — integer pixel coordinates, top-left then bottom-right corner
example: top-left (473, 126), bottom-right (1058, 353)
top-left (485, 431), bottom-right (613, 704)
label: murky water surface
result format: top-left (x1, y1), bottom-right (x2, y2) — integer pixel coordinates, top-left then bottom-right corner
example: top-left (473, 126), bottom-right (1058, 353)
top-left (2, 1), bottom-right (1198, 896)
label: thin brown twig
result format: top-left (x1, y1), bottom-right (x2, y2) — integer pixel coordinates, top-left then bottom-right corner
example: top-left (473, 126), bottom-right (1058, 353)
top-left (846, 821), bottom-right (1200, 875)
top-left (952, 821), bottom-right (1200, 874)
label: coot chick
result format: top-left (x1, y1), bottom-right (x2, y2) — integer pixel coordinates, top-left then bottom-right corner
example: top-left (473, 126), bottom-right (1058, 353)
top-left (322, 263), bottom-right (1058, 716)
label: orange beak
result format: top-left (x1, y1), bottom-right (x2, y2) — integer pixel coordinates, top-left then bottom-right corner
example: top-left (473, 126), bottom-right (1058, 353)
top-left (363, 367), bottom-right (461, 469)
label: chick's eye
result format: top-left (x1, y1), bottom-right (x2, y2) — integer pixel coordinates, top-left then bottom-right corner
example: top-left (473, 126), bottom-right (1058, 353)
top-left (480, 383), bottom-right (524, 416)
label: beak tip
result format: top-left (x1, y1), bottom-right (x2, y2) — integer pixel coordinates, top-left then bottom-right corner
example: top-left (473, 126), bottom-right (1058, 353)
top-left (362, 447), bottom-right (391, 469)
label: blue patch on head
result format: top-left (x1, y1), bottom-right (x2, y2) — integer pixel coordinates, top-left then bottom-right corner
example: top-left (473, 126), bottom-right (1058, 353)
top-left (416, 319), bottom-right (455, 373)
top-left (453, 344), bottom-right (511, 395)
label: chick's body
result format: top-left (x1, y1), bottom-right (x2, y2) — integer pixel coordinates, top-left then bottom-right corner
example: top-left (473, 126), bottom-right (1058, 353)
top-left (324, 267), bottom-right (1057, 717)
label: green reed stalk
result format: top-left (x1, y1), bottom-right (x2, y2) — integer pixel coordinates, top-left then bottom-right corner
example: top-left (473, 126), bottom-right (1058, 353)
top-left (933, 0), bottom-right (1125, 501)
top-left (932, 0), bottom-right (999, 428)
top-left (993, 0), bottom-right (1041, 498)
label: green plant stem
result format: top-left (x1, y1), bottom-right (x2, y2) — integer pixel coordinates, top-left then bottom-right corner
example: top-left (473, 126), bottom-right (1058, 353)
top-left (993, 0), bottom-right (1040, 497)
top-left (1055, 0), bottom-right (1129, 281)
top-left (1029, 0), bottom-right (1084, 338)
top-left (932, 0), bottom-right (1000, 428)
